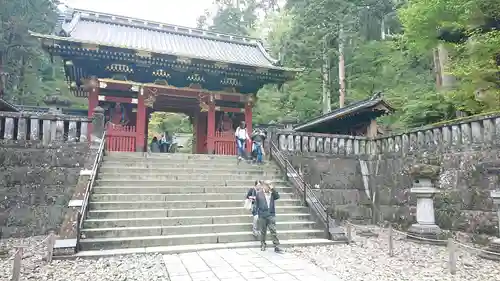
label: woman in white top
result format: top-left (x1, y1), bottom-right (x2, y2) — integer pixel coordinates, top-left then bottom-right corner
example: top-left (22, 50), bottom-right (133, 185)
top-left (235, 121), bottom-right (250, 160)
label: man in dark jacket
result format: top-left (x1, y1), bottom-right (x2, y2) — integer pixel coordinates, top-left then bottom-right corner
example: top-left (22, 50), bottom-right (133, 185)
top-left (254, 180), bottom-right (283, 253)
top-left (246, 180), bottom-right (261, 238)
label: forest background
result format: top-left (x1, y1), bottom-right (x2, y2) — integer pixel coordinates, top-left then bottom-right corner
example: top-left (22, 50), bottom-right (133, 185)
top-left (1, 0), bottom-right (499, 134)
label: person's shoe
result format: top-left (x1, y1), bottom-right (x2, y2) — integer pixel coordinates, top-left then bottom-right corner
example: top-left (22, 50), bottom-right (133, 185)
top-left (260, 244), bottom-right (266, 251)
top-left (274, 247), bottom-right (283, 253)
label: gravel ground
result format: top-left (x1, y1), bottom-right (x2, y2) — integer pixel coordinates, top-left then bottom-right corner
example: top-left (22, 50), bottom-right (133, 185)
top-left (1, 230), bottom-right (499, 281)
top-left (290, 226), bottom-right (500, 281)
top-left (0, 236), bottom-right (168, 281)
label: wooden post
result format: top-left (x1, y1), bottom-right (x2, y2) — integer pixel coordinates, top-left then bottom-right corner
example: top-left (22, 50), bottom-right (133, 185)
top-left (206, 96), bottom-right (215, 154)
top-left (136, 87), bottom-right (147, 152)
top-left (11, 246), bottom-right (23, 281)
top-left (388, 225), bottom-right (394, 257)
top-left (346, 222), bottom-right (352, 243)
top-left (46, 231), bottom-right (56, 263)
top-left (448, 238), bottom-right (457, 275)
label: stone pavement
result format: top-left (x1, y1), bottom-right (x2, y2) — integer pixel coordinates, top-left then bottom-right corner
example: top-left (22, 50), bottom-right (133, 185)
top-left (163, 248), bottom-right (341, 281)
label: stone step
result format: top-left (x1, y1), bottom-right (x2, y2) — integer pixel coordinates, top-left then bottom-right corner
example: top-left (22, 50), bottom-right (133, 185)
top-left (92, 186), bottom-right (295, 194)
top-left (89, 199), bottom-right (302, 210)
top-left (90, 192), bottom-right (296, 202)
top-left (105, 152), bottom-right (239, 161)
top-left (97, 173), bottom-right (283, 181)
top-left (83, 213), bottom-right (312, 228)
top-left (81, 221), bottom-right (317, 238)
top-left (99, 166), bottom-right (280, 175)
top-left (95, 179), bottom-right (288, 187)
top-left (79, 229), bottom-right (325, 250)
top-left (101, 160), bottom-right (269, 168)
top-left (103, 156), bottom-right (246, 164)
top-left (87, 206), bottom-right (308, 219)
top-left (71, 239), bottom-right (339, 258)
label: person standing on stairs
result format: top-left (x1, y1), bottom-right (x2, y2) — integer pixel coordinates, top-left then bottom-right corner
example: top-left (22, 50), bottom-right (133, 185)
top-left (246, 180), bottom-right (262, 238)
top-left (235, 121), bottom-right (250, 162)
top-left (255, 180), bottom-right (283, 253)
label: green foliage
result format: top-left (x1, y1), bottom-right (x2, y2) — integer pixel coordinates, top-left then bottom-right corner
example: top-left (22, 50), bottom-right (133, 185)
top-left (148, 112), bottom-right (192, 138)
top-left (202, 0), bottom-right (498, 130)
top-left (0, 0), bottom-right (81, 107)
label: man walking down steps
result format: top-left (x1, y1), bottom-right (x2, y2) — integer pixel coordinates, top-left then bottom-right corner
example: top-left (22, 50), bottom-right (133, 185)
top-left (255, 180), bottom-right (283, 253)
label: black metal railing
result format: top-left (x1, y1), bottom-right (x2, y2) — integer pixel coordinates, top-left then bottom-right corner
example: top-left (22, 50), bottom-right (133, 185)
top-left (269, 141), bottom-right (329, 231)
top-left (78, 130), bottom-right (107, 231)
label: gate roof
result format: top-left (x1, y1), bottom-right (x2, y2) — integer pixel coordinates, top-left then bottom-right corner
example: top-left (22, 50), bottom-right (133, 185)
top-left (31, 8), bottom-right (298, 72)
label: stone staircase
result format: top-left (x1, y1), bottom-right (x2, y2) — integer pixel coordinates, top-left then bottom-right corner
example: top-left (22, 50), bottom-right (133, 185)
top-left (77, 152), bottom-right (334, 256)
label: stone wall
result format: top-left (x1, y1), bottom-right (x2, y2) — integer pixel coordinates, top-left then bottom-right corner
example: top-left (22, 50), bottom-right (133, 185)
top-left (0, 112), bottom-right (92, 238)
top-left (275, 132), bottom-right (372, 222)
top-left (370, 114), bottom-right (500, 236)
top-left (275, 113), bottom-right (500, 236)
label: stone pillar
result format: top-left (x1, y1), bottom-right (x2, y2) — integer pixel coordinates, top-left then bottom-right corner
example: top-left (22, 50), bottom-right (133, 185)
top-left (91, 106), bottom-right (105, 147)
top-left (407, 163), bottom-right (442, 242)
top-left (87, 79), bottom-right (99, 141)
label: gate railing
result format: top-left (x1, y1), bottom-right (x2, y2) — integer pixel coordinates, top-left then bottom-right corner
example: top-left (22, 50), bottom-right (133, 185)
top-left (214, 131), bottom-right (237, 155)
top-left (106, 124), bottom-right (136, 152)
top-left (269, 141), bottom-right (329, 233)
top-left (78, 130), bottom-right (107, 234)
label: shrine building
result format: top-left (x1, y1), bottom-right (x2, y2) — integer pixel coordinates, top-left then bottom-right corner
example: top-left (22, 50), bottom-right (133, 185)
top-left (31, 8), bottom-right (299, 154)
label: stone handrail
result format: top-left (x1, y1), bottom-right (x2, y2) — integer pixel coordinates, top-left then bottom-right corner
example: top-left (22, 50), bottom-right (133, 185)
top-left (276, 131), bottom-right (370, 155)
top-left (372, 113), bottom-right (500, 155)
top-left (0, 111), bottom-right (91, 145)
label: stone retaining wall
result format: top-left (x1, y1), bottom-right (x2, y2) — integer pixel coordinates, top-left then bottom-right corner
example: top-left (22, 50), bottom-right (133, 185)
top-left (0, 112), bottom-right (93, 238)
top-left (274, 113), bottom-right (500, 236)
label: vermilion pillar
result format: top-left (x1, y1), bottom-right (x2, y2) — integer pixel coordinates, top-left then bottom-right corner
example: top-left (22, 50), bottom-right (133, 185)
top-left (136, 88), bottom-right (147, 152)
top-left (206, 96), bottom-right (216, 154)
top-left (245, 101), bottom-right (253, 153)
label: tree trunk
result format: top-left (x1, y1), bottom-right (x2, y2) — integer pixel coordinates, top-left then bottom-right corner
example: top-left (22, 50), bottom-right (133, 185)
top-left (338, 24), bottom-right (346, 108)
top-left (437, 43), bottom-right (455, 90)
top-left (322, 36), bottom-right (331, 114)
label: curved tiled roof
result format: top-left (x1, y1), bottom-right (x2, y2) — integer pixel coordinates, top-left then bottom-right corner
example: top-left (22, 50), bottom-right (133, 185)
top-left (55, 9), bottom-right (281, 69)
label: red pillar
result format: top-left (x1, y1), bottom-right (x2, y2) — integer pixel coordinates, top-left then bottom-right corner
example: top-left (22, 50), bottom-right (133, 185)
top-left (136, 88), bottom-right (147, 152)
top-left (192, 113), bottom-right (198, 154)
top-left (87, 86), bottom-right (99, 140)
top-left (245, 102), bottom-right (253, 153)
top-left (206, 101), bottom-right (216, 154)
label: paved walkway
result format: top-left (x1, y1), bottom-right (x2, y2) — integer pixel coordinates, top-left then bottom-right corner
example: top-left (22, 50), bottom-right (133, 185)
top-left (163, 248), bottom-right (341, 281)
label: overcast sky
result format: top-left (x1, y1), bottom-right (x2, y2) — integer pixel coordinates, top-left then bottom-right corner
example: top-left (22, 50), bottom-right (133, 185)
top-left (65, 0), bottom-right (215, 27)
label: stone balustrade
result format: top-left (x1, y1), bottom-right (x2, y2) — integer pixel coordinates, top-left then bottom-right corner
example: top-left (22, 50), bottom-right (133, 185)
top-left (0, 111), bottom-right (91, 145)
top-left (373, 114), bottom-right (500, 155)
top-left (276, 113), bottom-right (500, 157)
top-left (276, 131), bottom-right (369, 155)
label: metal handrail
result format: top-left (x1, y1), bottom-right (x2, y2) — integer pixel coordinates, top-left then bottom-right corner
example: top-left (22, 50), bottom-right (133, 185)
top-left (270, 141), bottom-right (328, 228)
top-left (78, 130), bottom-right (107, 231)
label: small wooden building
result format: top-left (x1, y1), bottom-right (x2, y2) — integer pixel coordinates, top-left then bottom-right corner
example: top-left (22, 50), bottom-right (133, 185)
top-left (293, 93), bottom-right (394, 137)
top-left (31, 8), bottom-right (299, 154)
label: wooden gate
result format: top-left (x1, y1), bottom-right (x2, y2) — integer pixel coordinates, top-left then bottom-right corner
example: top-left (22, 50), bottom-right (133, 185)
top-left (214, 131), bottom-right (238, 155)
top-left (106, 124), bottom-right (136, 152)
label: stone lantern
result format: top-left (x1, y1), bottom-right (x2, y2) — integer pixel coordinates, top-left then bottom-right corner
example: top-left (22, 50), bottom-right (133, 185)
top-left (477, 161), bottom-right (500, 261)
top-left (407, 163), bottom-right (442, 242)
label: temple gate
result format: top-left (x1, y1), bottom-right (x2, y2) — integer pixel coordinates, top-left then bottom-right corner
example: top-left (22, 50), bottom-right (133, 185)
top-left (31, 9), bottom-right (298, 154)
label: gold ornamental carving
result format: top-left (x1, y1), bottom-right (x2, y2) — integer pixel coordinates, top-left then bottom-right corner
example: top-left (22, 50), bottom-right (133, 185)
top-left (145, 88), bottom-right (158, 108)
top-left (199, 101), bottom-right (209, 112)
